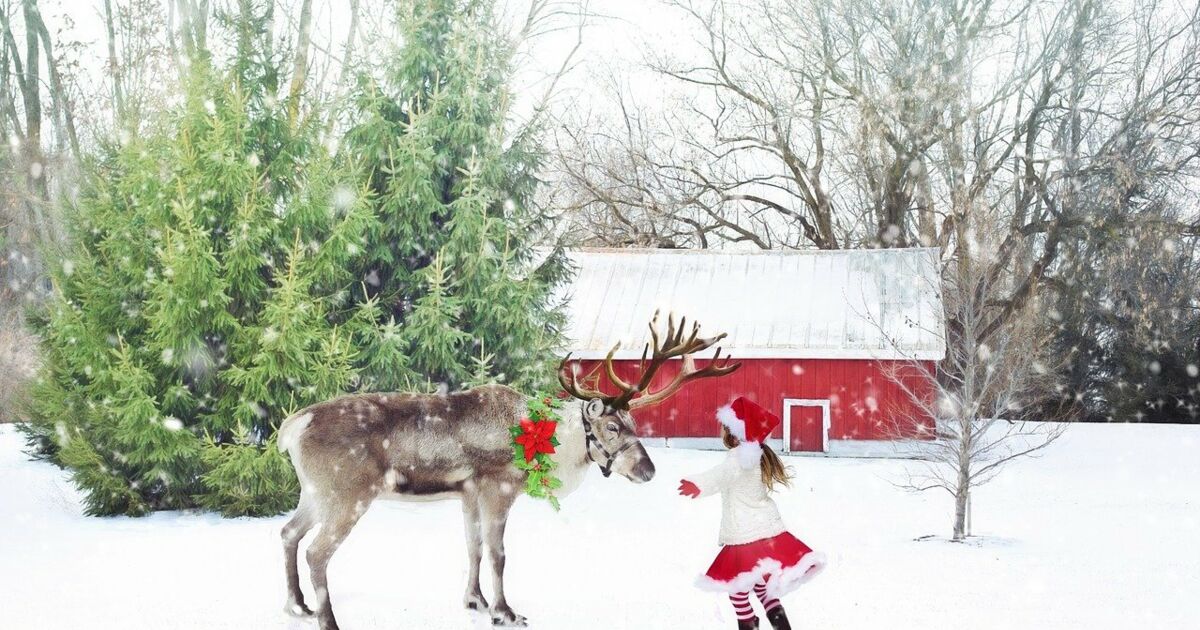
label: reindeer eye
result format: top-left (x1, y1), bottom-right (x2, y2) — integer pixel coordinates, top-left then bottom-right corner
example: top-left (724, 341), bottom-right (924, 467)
top-left (605, 422), bottom-right (619, 433)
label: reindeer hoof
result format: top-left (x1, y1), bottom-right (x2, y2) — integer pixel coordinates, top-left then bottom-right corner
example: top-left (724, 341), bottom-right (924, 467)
top-left (465, 592), bottom-right (490, 611)
top-left (317, 612), bottom-right (341, 630)
top-left (490, 608), bottom-right (527, 627)
top-left (284, 601), bottom-right (315, 618)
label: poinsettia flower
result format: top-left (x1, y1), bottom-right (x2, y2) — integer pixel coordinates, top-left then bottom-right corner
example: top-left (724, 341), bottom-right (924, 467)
top-left (515, 417), bottom-right (557, 462)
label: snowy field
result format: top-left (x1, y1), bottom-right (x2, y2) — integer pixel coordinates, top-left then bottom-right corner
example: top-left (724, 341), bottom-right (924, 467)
top-left (2, 423), bottom-right (1198, 630)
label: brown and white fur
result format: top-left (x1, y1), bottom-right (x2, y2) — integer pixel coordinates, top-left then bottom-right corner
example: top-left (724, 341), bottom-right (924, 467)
top-left (278, 384), bottom-right (654, 630)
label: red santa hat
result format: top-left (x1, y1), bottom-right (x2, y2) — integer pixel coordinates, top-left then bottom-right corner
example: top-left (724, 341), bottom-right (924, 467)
top-left (716, 397), bottom-right (780, 468)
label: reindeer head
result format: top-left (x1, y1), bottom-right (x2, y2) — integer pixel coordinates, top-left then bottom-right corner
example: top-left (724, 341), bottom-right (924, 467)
top-left (559, 311), bottom-right (741, 483)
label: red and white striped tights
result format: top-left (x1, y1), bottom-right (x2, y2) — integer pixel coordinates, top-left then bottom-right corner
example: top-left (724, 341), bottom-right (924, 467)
top-left (728, 581), bottom-right (781, 622)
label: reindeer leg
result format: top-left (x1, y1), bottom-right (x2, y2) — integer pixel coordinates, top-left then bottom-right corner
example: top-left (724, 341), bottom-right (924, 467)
top-left (281, 497), bottom-right (317, 618)
top-left (307, 497), bottom-right (369, 630)
top-left (462, 481), bottom-right (490, 611)
top-left (480, 477), bottom-right (526, 627)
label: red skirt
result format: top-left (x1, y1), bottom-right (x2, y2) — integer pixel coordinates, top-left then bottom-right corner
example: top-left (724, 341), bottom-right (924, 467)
top-left (696, 532), bottom-right (825, 599)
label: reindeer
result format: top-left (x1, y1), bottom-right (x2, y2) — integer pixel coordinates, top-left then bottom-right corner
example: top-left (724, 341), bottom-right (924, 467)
top-left (277, 313), bottom-right (740, 629)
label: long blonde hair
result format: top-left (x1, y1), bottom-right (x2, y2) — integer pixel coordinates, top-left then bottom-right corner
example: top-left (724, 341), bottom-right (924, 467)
top-left (722, 427), bottom-right (791, 491)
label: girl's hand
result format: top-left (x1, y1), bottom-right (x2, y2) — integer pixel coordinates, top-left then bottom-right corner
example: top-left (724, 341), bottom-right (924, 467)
top-left (678, 479), bottom-right (701, 498)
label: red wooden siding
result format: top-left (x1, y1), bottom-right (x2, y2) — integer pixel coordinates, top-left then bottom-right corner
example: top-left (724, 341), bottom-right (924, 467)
top-left (572, 358), bottom-right (936, 442)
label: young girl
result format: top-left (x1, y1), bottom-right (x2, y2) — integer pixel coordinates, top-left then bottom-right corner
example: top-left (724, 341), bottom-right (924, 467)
top-left (678, 397), bottom-right (825, 630)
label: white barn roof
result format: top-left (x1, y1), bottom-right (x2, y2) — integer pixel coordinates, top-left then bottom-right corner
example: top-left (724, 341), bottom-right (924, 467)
top-left (561, 248), bottom-right (946, 361)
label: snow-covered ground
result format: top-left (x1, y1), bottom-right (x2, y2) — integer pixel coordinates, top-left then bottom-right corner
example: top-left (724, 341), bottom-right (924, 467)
top-left (2, 423), bottom-right (1198, 630)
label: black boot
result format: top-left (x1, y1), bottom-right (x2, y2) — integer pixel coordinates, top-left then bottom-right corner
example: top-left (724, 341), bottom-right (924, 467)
top-left (766, 607), bottom-right (791, 630)
top-left (736, 618), bottom-right (759, 630)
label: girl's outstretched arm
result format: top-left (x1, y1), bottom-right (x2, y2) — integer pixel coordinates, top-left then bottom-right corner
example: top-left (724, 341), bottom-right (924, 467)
top-left (679, 458), bottom-right (734, 499)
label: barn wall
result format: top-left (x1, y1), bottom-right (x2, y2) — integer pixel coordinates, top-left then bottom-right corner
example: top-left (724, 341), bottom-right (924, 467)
top-left (573, 358), bottom-right (936, 441)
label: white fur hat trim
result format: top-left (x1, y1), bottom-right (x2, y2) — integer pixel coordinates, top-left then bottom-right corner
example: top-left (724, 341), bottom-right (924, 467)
top-left (716, 404), bottom-right (746, 440)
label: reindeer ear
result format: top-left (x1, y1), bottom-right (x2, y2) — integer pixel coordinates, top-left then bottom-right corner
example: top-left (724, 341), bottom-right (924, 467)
top-left (584, 399), bottom-right (605, 420)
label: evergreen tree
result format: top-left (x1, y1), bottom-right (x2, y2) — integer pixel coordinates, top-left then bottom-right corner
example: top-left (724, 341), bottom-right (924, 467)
top-left (344, 0), bottom-right (568, 392)
top-left (1037, 223), bottom-right (1200, 424)
top-left (23, 0), bottom-right (571, 517)
top-left (26, 51), bottom-right (375, 515)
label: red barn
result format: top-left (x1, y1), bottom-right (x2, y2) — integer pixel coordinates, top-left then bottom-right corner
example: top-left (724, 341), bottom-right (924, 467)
top-left (561, 248), bottom-right (945, 455)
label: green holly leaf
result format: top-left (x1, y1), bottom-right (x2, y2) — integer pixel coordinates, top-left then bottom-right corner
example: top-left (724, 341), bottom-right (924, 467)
top-left (511, 391), bottom-right (567, 509)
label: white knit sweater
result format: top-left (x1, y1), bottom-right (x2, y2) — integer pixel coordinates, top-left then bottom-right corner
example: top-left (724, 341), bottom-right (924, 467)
top-left (686, 452), bottom-right (786, 545)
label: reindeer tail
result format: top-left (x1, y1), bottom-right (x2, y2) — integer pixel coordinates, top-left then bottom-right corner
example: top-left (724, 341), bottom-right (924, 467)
top-left (277, 410), bottom-right (314, 455)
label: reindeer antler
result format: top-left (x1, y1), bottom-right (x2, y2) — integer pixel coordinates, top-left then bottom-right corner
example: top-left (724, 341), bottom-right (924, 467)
top-left (559, 311), bottom-right (740, 409)
top-left (557, 349), bottom-right (612, 402)
top-left (616, 311), bottom-right (740, 409)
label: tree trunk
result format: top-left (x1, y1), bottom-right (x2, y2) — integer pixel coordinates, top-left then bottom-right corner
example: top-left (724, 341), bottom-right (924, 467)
top-left (175, 0), bottom-right (210, 66)
top-left (951, 160), bottom-right (975, 542)
top-left (193, 0), bottom-right (209, 56)
top-left (813, 189), bottom-right (838, 249)
top-left (22, 0), bottom-right (45, 198)
top-left (952, 472), bottom-right (969, 541)
top-left (342, 0), bottom-right (360, 73)
top-left (20, 0), bottom-right (50, 251)
top-left (167, 0), bottom-right (179, 73)
top-left (286, 0), bottom-right (314, 128)
top-left (914, 157), bottom-right (935, 247)
top-left (27, 1), bottom-right (80, 162)
top-left (103, 0), bottom-right (125, 125)
top-left (878, 153), bottom-right (912, 248)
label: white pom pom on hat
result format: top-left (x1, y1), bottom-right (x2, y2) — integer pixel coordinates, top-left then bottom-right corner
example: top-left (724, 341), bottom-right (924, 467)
top-left (733, 441), bottom-right (763, 469)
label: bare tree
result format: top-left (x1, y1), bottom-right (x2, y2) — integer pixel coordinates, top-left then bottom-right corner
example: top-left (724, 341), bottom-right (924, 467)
top-left (550, 0), bottom-right (849, 249)
top-left (552, 89), bottom-right (726, 248)
top-left (0, 0), bottom-right (86, 282)
top-left (879, 243), bottom-right (1066, 541)
top-left (62, 0), bottom-right (180, 142)
top-left (173, 0), bottom-right (210, 69)
top-left (552, 0), bottom-right (1200, 260)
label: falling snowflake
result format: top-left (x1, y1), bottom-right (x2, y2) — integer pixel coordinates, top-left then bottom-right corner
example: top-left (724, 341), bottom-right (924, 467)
top-left (332, 185), bottom-right (356, 211)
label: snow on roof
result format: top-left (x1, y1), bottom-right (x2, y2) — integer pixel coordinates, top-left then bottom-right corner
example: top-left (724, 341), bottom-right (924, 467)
top-left (561, 248), bottom-right (946, 361)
